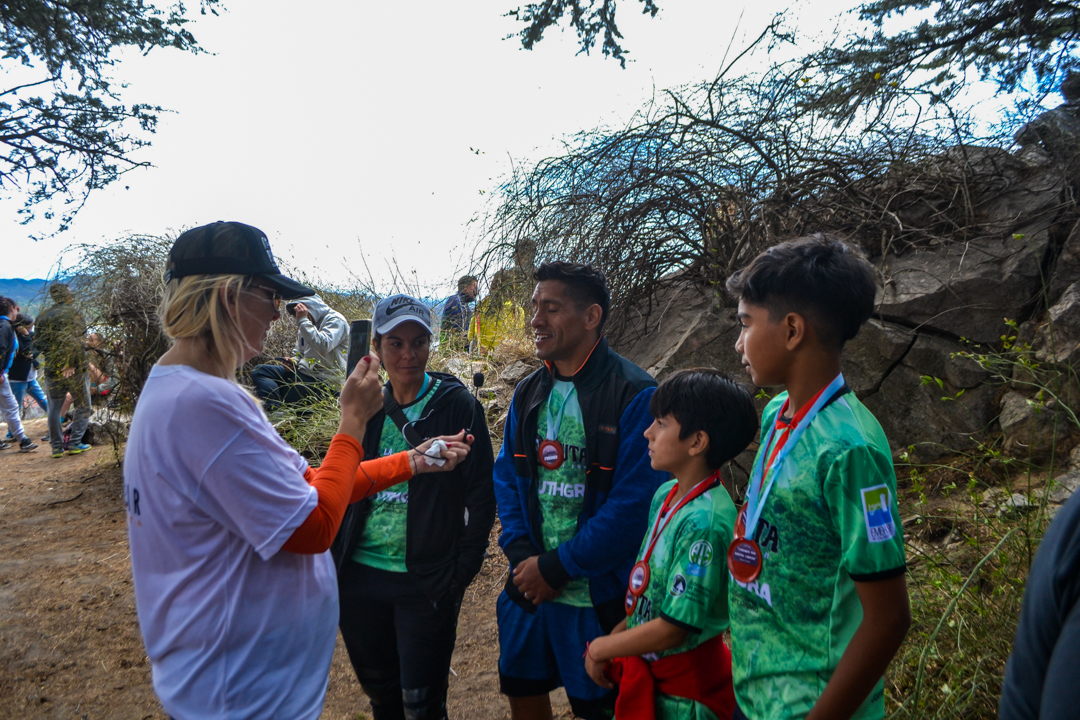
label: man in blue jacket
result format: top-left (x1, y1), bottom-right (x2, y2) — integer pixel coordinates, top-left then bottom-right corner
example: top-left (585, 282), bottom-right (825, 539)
top-left (494, 261), bottom-right (666, 720)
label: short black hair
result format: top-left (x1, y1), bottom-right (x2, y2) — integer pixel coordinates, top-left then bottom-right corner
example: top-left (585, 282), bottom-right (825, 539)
top-left (726, 233), bottom-right (877, 349)
top-left (533, 261), bottom-right (610, 330)
top-left (0, 296), bottom-right (14, 317)
top-left (458, 275), bottom-right (478, 292)
top-left (649, 368), bottom-right (758, 470)
top-left (13, 313), bottom-right (33, 329)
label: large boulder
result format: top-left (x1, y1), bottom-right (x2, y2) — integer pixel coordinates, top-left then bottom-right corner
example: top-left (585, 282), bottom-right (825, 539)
top-left (877, 148), bottom-right (1063, 345)
top-left (612, 279), bottom-right (745, 384)
top-left (1046, 219), bottom-right (1080, 305)
top-left (999, 390), bottom-right (1071, 462)
top-left (1034, 280), bottom-right (1080, 365)
top-left (877, 229), bottom-right (1053, 345)
top-left (841, 320), bottom-right (914, 396)
top-left (862, 364), bottom-right (997, 460)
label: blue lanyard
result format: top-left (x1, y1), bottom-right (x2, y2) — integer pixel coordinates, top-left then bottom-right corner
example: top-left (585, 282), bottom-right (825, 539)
top-left (743, 374), bottom-right (846, 540)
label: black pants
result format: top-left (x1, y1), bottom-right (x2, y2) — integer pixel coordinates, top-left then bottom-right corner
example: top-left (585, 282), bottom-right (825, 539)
top-left (249, 364), bottom-right (333, 411)
top-left (338, 561), bottom-right (462, 720)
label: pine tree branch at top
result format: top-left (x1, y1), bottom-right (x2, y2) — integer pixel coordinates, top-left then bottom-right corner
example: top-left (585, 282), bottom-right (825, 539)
top-left (0, 0), bottom-right (222, 239)
top-left (506, 0), bottom-right (659, 68)
top-left (807, 0), bottom-right (1080, 120)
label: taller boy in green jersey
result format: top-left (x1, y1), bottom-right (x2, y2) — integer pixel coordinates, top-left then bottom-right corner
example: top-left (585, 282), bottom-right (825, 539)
top-left (725, 234), bottom-right (911, 720)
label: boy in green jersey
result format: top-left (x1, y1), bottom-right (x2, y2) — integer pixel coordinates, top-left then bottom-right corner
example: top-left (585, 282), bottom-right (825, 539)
top-left (585, 369), bottom-right (758, 720)
top-left (725, 234), bottom-right (911, 720)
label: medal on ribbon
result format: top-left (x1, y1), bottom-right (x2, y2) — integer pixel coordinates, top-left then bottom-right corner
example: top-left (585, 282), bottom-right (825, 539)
top-left (538, 383), bottom-right (577, 471)
top-left (538, 439), bottom-right (564, 470)
top-left (727, 374), bottom-right (847, 585)
top-left (625, 472), bottom-right (721, 616)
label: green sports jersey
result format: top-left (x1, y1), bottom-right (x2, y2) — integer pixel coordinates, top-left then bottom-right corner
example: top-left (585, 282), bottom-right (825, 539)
top-left (729, 390), bottom-right (906, 720)
top-left (627, 478), bottom-right (736, 661)
top-left (535, 379), bottom-right (591, 607)
top-left (352, 376), bottom-right (440, 572)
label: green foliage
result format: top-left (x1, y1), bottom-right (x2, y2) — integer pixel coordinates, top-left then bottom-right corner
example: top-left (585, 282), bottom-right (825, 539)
top-left (887, 444), bottom-right (1051, 719)
top-left (0, 1), bottom-right (222, 237)
top-left (507, 0), bottom-right (659, 68)
top-left (808, 0), bottom-right (1080, 121)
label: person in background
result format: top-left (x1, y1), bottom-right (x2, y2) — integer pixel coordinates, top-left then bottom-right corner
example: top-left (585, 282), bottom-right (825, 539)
top-left (333, 293), bottom-right (496, 720)
top-left (250, 294), bottom-right (349, 412)
top-left (439, 275), bottom-right (478, 351)
top-left (0, 297), bottom-right (38, 452)
top-left (35, 283), bottom-right (92, 458)
top-left (124, 221), bottom-right (472, 720)
top-left (6, 314), bottom-right (49, 441)
top-left (494, 261), bottom-right (668, 720)
top-left (468, 269), bottom-right (526, 354)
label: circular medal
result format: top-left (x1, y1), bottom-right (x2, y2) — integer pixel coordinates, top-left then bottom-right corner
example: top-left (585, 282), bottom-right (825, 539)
top-left (727, 538), bottom-right (763, 583)
top-left (624, 589), bottom-right (638, 616)
top-left (538, 439), bottom-right (565, 470)
top-left (628, 561), bottom-right (650, 597)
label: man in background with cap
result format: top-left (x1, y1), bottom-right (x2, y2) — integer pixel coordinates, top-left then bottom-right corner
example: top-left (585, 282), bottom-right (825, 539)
top-left (440, 275), bottom-right (478, 352)
top-left (250, 295), bottom-right (348, 412)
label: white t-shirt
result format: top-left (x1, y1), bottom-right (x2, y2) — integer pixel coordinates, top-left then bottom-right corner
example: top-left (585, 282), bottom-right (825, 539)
top-left (124, 364), bottom-right (337, 720)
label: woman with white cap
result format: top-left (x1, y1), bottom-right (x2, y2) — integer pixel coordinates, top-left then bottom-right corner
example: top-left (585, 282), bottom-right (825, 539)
top-left (333, 293), bottom-right (496, 720)
top-left (123, 223), bottom-right (472, 720)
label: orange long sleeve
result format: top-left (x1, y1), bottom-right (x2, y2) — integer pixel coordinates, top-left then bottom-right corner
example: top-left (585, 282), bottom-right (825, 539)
top-left (351, 451), bottom-right (413, 502)
top-left (282, 434), bottom-right (363, 554)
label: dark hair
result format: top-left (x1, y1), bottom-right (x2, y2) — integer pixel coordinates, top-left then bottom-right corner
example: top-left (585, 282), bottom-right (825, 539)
top-left (458, 275), bottom-right (478, 292)
top-left (0, 296), bottom-right (14, 317)
top-left (533, 261), bottom-right (611, 330)
top-left (650, 368), bottom-right (758, 470)
top-left (12, 313), bottom-right (33, 329)
top-left (725, 233), bottom-right (876, 349)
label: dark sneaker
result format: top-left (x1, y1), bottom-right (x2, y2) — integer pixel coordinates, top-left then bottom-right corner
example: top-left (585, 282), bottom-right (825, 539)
top-left (51, 450), bottom-right (64, 459)
top-left (41, 434), bottom-right (50, 442)
top-left (19, 438), bottom-right (38, 453)
top-left (0, 441), bottom-right (10, 450)
top-left (66, 442), bottom-right (92, 455)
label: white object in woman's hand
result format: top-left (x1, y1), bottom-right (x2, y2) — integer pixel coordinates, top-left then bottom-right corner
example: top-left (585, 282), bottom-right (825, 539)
top-left (409, 430), bottom-right (474, 475)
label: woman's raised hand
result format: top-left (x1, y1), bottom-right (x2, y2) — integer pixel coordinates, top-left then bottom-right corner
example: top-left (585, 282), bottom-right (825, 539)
top-left (408, 430), bottom-right (474, 475)
top-left (337, 351), bottom-right (383, 444)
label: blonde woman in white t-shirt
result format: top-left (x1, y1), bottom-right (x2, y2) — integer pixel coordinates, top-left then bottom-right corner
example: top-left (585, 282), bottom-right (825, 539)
top-left (123, 222), bottom-right (472, 720)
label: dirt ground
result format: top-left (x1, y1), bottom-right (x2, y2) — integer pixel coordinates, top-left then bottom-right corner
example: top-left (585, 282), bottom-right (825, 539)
top-left (0, 417), bottom-right (574, 719)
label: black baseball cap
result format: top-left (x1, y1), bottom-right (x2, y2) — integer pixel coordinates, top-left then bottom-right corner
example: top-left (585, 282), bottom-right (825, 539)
top-left (165, 221), bottom-right (314, 300)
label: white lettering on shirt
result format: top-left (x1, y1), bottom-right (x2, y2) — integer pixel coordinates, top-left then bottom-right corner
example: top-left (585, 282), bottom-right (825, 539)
top-left (539, 480), bottom-right (587, 499)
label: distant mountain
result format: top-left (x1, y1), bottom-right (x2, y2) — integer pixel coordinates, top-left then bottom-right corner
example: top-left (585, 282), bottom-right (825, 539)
top-left (0, 278), bottom-right (50, 314)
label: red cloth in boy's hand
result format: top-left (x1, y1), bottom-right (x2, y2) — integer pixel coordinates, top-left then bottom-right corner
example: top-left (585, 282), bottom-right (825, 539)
top-left (606, 634), bottom-right (735, 720)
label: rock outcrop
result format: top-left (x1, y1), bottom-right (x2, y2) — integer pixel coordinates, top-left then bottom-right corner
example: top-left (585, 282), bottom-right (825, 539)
top-left (611, 149), bottom-right (1079, 462)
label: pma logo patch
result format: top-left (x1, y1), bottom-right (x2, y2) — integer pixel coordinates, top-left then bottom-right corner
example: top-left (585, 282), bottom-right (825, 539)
top-left (670, 574), bottom-right (687, 597)
top-left (688, 540), bottom-right (713, 567)
top-left (861, 484), bottom-right (896, 543)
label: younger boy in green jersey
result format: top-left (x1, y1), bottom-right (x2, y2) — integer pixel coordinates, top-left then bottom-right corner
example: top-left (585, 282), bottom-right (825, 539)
top-left (584, 369), bottom-right (758, 720)
top-left (725, 234), bottom-right (911, 720)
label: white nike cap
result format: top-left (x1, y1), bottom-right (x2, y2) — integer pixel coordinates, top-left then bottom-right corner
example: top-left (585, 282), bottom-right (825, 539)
top-left (373, 294), bottom-right (434, 336)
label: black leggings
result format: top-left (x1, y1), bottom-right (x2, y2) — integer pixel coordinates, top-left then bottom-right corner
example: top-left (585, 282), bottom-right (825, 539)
top-left (338, 561), bottom-right (462, 720)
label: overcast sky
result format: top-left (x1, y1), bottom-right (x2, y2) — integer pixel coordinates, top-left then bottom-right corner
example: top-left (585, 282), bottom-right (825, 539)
top-left (5, 0), bottom-right (1012, 297)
